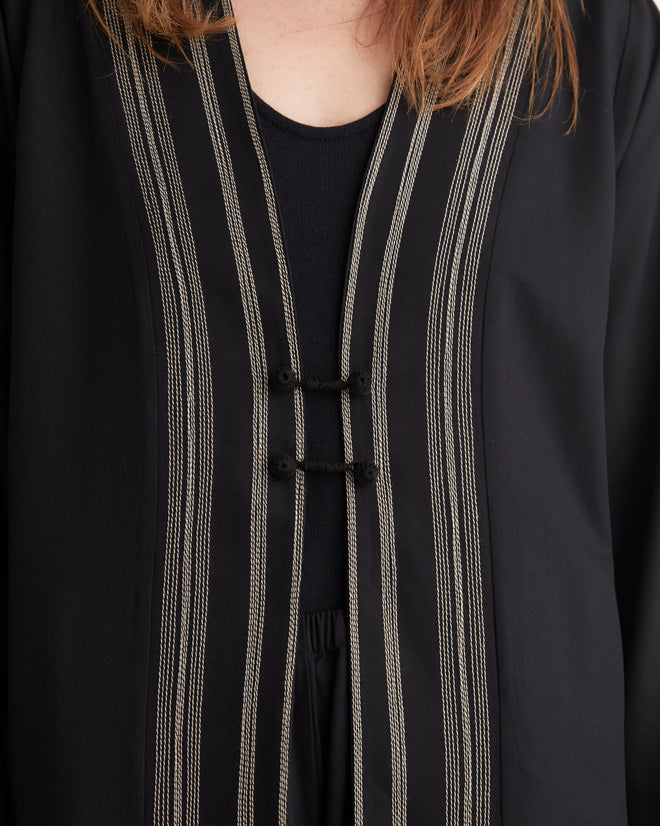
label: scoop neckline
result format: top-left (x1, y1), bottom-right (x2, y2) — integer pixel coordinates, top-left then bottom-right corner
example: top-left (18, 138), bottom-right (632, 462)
top-left (251, 91), bottom-right (388, 139)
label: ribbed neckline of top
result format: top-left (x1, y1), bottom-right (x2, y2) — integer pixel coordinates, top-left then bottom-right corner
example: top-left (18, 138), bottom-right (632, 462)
top-left (252, 91), bottom-right (387, 140)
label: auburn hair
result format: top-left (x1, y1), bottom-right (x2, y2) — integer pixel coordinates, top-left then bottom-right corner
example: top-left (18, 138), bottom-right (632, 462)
top-left (85, 0), bottom-right (585, 135)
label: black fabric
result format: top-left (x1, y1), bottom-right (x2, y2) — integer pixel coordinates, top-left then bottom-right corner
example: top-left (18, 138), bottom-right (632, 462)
top-left (287, 607), bottom-right (352, 826)
top-left (2, 0), bottom-right (660, 823)
top-left (253, 92), bottom-right (386, 613)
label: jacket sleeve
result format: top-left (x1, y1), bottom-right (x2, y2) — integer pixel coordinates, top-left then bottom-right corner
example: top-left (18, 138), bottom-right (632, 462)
top-left (604, 0), bottom-right (660, 823)
top-left (1, 1), bottom-right (17, 821)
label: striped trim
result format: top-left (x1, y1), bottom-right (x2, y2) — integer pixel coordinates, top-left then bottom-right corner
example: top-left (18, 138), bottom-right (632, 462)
top-left (102, 4), bottom-right (215, 825)
top-left (196, 2), bottom-right (307, 822)
top-left (370, 83), bottom-right (439, 825)
top-left (338, 75), bottom-right (403, 826)
top-left (185, 35), bottom-right (271, 826)
top-left (424, 2), bottom-right (534, 823)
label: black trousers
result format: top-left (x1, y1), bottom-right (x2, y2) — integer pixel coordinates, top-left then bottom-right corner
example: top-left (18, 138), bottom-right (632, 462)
top-left (287, 608), bottom-right (353, 826)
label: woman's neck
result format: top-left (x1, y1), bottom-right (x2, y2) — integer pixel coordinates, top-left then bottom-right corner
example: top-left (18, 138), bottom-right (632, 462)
top-left (228, 0), bottom-right (395, 128)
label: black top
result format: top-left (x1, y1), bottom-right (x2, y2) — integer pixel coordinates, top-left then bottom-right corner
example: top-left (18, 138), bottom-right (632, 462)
top-left (252, 92), bottom-right (387, 612)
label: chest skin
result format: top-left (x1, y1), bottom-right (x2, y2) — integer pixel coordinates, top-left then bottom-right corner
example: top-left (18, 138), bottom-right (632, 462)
top-left (225, 0), bottom-right (395, 128)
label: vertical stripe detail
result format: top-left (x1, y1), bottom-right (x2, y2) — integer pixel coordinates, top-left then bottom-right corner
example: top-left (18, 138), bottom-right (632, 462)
top-left (370, 84), bottom-right (438, 825)
top-left (424, 2), bottom-right (534, 824)
top-left (103, 3), bottom-right (215, 825)
top-left (196, 2), bottom-right (307, 822)
top-left (338, 75), bottom-right (403, 826)
top-left (184, 35), bottom-right (270, 826)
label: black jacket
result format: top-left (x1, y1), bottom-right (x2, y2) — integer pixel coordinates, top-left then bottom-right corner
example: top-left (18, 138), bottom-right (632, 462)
top-left (2, 0), bottom-right (660, 822)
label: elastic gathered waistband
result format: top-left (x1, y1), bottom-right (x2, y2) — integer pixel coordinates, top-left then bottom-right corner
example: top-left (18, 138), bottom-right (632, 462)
top-left (298, 607), bottom-right (347, 655)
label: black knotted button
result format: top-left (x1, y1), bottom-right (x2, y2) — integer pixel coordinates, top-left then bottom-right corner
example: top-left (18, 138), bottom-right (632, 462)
top-left (268, 366), bottom-right (298, 392)
top-left (352, 460), bottom-right (379, 486)
top-left (267, 452), bottom-right (378, 485)
top-left (345, 371), bottom-right (371, 395)
top-left (267, 452), bottom-right (297, 480)
top-left (268, 366), bottom-right (371, 395)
